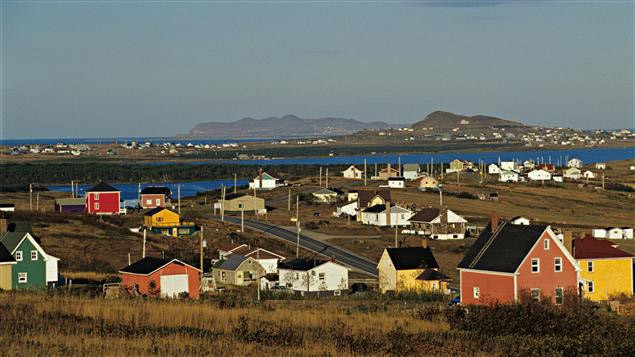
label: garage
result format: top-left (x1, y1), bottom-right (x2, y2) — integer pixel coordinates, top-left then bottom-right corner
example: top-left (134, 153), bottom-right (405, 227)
top-left (160, 274), bottom-right (189, 298)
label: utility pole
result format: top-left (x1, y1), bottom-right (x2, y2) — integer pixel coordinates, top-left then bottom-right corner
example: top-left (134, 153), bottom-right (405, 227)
top-left (440, 163), bottom-right (444, 179)
top-left (319, 167), bottom-right (322, 187)
top-left (29, 183), bottom-right (33, 211)
top-left (177, 184), bottom-right (181, 215)
top-left (364, 159), bottom-right (367, 186)
top-left (36, 192), bottom-right (39, 211)
top-left (138, 183), bottom-right (141, 203)
top-left (142, 229), bottom-right (146, 258)
top-left (295, 195), bottom-right (300, 257)
top-left (602, 173), bottom-right (605, 190)
top-left (128, 252), bottom-right (131, 266)
top-left (288, 188), bottom-right (291, 211)
top-left (439, 186), bottom-right (443, 207)
top-left (241, 209), bottom-right (244, 232)
top-left (374, 162), bottom-right (378, 178)
top-left (234, 173), bottom-right (237, 194)
top-left (253, 187), bottom-right (258, 218)
top-left (200, 226), bottom-right (204, 274)
top-left (398, 156), bottom-right (401, 175)
top-left (325, 168), bottom-right (329, 188)
top-left (220, 186), bottom-right (225, 222)
top-left (71, 180), bottom-right (74, 198)
top-left (394, 224), bottom-right (398, 248)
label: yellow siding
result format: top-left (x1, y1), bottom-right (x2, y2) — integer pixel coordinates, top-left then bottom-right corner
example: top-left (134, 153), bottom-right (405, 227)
top-left (145, 209), bottom-right (180, 228)
top-left (578, 258), bottom-right (633, 301)
top-left (377, 251), bottom-right (396, 293)
top-left (0, 265), bottom-right (12, 290)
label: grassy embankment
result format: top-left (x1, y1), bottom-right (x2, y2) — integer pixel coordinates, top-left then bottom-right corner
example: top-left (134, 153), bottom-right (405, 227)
top-left (0, 291), bottom-right (633, 356)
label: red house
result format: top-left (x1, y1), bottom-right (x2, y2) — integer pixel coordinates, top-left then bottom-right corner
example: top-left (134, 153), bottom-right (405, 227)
top-left (119, 257), bottom-right (201, 299)
top-left (85, 182), bottom-right (121, 215)
top-left (140, 186), bottom-right (172, 209)
top-left (458, 216), bottom-right (579, 305)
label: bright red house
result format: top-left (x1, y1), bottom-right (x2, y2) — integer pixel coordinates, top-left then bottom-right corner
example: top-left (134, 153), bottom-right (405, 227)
top-left (85, 182), bottom-right (121, 215)
top-left (119, 257), bottom-right (201, 299)
top-left (458, 216), bottom-right (579, 305)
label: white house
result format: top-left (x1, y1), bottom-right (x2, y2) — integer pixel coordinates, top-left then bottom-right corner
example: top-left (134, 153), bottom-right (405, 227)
top-left (607, 227), bottom-right (624, 239)
top-left (360, 204), bottom-right (413, 227)
top-left (402, 164), bottom-right (421, 181)
top-left (341, 165), bottom-right (363, 179)
top-left (334, 201), bottom-right (357, 217)
top-left (388, 177), bottom-right (406, 189)
top-left (527, 169), bottom-right (551, 181)
top-left (510, 216), bottom-right (531, 225)
top-left (312, 188), bottom-right (339, 203)
top-left (407, 207), bottom-right (468, 239)
top-left (249, 171), bottom-right (279, 191)
top-left (591, 228), bottom-right (607, 238)
top-left (595, 163), bottom-right (606, 170)
top-left (564, 168), bottom-right (582, 180)
top-left (582, 170), bottom-right (596, 179)
top-left (622, 228), bottom-right (634, 239)
top-left (567, 158), bottom-right (583, 168)
top-left (488, 164), bottom-right (501, 174)
top-left (500, 161), bottom-right (519, 171)
top-left (278, 259), bottom-right (348, 294)
top-left (553, 175), bottom-right (563, 183)
top-left (523, 160), bottom-right (535, 170)
top-left (499, 170), bottom-right (519, 183)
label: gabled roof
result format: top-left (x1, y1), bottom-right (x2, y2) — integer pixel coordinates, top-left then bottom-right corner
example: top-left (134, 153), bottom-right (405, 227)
top-left (214, 254), bottom-right (250, 271)
top-left (140, 186), bottom-right (171, 196)
top-left (408, 208), bottom-right (440, 223)
top-left (243, 248), bottom-right (285, 260)
top-left (253, 172), bottom-right (277, 180)
top-left (342, 165), bottom-right (361, 172)
top-left (86, 182), bottom-right (119, 192)
top-left (572, 236), bottom-right (634, 260)
top-left (402, 163), bottom-right (420, 171)
top-left (357, 190), bottom-right (391, 207)
top-left (0, 231), bottom-right (50, 259)
top-left (223, 193), bottom-right (255, 200)
top-left (278, 258), bottom-right (330, 271)
top-left (313, 188), bottom-right (338, 196)
top-left (385, 247), bottom-right (439, 270)
top-left (144, 207), bottom-right (177, 217)
top-left (218, 242), bottom-right (248, 252)
top-left (458, 222), bottom-right (548, 273)
top-left (416, 269), bottom-right (450, 281)
top-left (388, 177), bottom-right (405, 181)
top-left (120, 257), bottom-right (200, 275)
top-left (362, 204), bottom-right (410, 214)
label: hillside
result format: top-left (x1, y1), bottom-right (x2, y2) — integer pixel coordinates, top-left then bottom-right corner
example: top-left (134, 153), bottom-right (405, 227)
top-left (411, 111), bottom-right (526, 130)
top-left (188, 114), bottom-right (396, 138)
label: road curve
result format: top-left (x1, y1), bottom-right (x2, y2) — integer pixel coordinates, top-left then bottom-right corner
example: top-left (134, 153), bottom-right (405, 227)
top-left (214, 216), bottom-right (378, 277)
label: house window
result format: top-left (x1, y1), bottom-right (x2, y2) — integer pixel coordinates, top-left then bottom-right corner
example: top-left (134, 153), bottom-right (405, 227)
top-left (220, 271), bottom-right (226, 281)
top-left (94, 203), bottom-right (99, 210)
top-left (473, 287), bottom-right (480, 299)
top-left (238, 203), bottom-right (243, 209)
top-left (555, 287), bottom-right (564, 305)
top-left (587, 261), bottom-right (594, 272)
top-left (587, 281), bottom-right (594, 293)
top-left (319, 273), bottom-right (325, 281)
top-left (157, 217), bottom-right (163, 222)
top-left (531, 258), bottom-right (540, 273)
top-left (544, 239), bottom-right (550, 250)
top-left (15, 251), bottom-right (23, 261)
top-left (94, 193), bottom-right (99, 200)
top-left (554, 257), bottom-right (562, 272)
top-left (156, 199), bottom-right (160, 205)
top-left (531, 288), bottom-right (540, 302)
top-left (146, 199), bottom-right (152, 205)
top-left (18, 272), bottom-right (27, 283)
top-left (31, 250), bottom-right (38, 260)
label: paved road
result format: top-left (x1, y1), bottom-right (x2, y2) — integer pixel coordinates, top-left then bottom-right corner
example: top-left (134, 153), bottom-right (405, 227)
top-left (215, 216), bottom-right (378, 277)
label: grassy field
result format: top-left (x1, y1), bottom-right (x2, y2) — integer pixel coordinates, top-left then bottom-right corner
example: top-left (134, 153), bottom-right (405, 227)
top-left (0, 291), bottom-right (633, 356)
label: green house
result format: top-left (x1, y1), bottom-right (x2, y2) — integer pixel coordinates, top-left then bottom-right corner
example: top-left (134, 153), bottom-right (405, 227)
top-left (0, 229), bottom-right (59, 290)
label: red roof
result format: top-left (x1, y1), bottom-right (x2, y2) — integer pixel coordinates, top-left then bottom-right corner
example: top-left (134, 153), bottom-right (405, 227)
top-left (572, 236), bottom-right (634, 259)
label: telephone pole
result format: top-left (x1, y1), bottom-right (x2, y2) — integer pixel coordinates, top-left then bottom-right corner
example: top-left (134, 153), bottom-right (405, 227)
top-left (177, 184), bottom-right (181, 215)
top-left (29, 183), bottom-right (33, 211)
top-left (364, 159), bottom-right (367, 186)
top-left (234, 173), bottom-right (237, 194)
top-left (200, 226), bottom-right (205, 274)
top-left (295, 195), bottom-right (300, 257)
top-left (142, 229), bottom-right (146, 258)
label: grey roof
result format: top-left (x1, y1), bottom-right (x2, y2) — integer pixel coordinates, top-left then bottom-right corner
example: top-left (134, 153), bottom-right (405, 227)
top-left (215, 254), bottom-right (249, 271)
top-left (408, 208), bottom-right (440, 223)
top-left (313, 188), bottom-right (337, 196)
top-left (0, 231), bottom-right (28, 254)
top-left (55, 198), bottom-right (86, 206)
top-left (403, 164), bottom-right (420, 171)
top-left (458, 222), bottom-right (548, 273)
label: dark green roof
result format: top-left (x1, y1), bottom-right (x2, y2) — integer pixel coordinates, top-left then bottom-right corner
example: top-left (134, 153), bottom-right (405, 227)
top-left (0, 231), bottom-right (28, 254)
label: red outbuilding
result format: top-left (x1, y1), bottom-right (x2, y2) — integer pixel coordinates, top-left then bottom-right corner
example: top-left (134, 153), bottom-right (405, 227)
top-left (119, 257), bottom-right (201, 299)
top-left (85, 182), bottom-right (121, 215)
top-left (139, 186), bottom-right (172, 209)
top-left (458, 215), bottom-right (580, 305)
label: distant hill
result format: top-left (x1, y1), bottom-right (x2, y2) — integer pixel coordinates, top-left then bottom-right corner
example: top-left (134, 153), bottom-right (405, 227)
top-left (188, 114), bottom-right (397, 138)
top-left (411, 111), bottom-right (526, 130)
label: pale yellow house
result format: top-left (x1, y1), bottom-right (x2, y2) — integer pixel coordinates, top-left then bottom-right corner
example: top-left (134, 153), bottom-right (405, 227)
top-left (212, 255), bottom-right (266, 287)
top-left (573, 236), bottom-right (634, 301)
top-left (377, 246), bottom-right (450, 294)
top-left (217, 193), bottom-right (266, 214)
top-left (0, 244), bottom-right (15, 290)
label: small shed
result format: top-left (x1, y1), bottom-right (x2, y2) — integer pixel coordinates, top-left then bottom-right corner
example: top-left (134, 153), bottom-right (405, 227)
top-left (119, 257), bottom-right (201, 298)
top-left (54, 198), bottom-right (85, 213)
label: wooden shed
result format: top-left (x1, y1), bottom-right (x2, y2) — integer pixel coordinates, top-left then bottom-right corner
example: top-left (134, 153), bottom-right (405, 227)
top-left (119, 257), bottom-right (201, 299)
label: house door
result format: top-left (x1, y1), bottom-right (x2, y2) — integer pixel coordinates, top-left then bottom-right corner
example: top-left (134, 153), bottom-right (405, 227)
top-left (160, 274), bottom-right (189, 298)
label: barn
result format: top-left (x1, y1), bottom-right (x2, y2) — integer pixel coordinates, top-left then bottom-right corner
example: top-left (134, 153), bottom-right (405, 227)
top-left (119, 257), bottom-right (201, 299)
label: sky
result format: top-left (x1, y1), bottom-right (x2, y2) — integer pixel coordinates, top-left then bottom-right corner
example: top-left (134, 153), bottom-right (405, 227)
top-left (1, 1), bottom-right (634, 139)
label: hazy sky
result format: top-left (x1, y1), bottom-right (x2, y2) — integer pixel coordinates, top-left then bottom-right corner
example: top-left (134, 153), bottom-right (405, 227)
top-left (2, 1), bottom-right (634, 139)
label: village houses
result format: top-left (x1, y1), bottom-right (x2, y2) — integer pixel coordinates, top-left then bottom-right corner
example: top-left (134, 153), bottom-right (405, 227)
top-left (278, 258), bottom-right (348, 295)
top-left (407, 207), bottom-right (468, 239)
top-left (341, 165), bottom-right (364, 179)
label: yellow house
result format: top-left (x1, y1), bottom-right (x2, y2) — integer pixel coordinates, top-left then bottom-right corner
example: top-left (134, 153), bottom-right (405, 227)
top-left (377, 245), bottom-right (450, 294)
top-left (573, 236), bottom-right (634, 301)
top-left (144, 207), bottom-right (180, 228)
top-left (0, 243), bottom-right (15, 290)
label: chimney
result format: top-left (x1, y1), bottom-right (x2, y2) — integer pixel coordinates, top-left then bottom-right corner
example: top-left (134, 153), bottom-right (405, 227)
top-left (385, 201), bottom-right (391, 226)
top-left (0, 218), bottom-right (7, 234)
top-left (490, 212), bottom-right (499, 232)
top-left (421, 238), bottom-right (428, 249)
top-left (563, 231), bottom-right (573, 254)
top-left (387, 163), bottom-right (391, 177)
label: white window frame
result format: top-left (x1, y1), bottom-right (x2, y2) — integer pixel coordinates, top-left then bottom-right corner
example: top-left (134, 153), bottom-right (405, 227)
top-left (587, 261), bottom-right (594, 272)
top-left (146, 199), bottom-right (152, 205)
top-left (156, 199), bottom-right (161, 205)
top-left (544, 239), bottom-right (550, 250)
top-left (15, 251), bottom-right (23, 261)
top-left (18, 272), bottom-right (28, 283)
top-left (473, 287), bottom-right (480, 299)
top-left (31, 250), bottom-right (38, 261)
top-left (318, 273), bottom-right (325, 281)
top-left (587, 281), bottom-right (594, 293)
top-left (554, 257), bottom-right (562, 272)
top-left (94, 193), bottom-right (100, 200)
top-left (94, 202), bottom-right (100, 210)
top-left (531, 258), bottom-right (540, 273)
top-left (531, 288), bottom-right (541, 302)
top-left (555, 287), bottom-right (564, 305)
